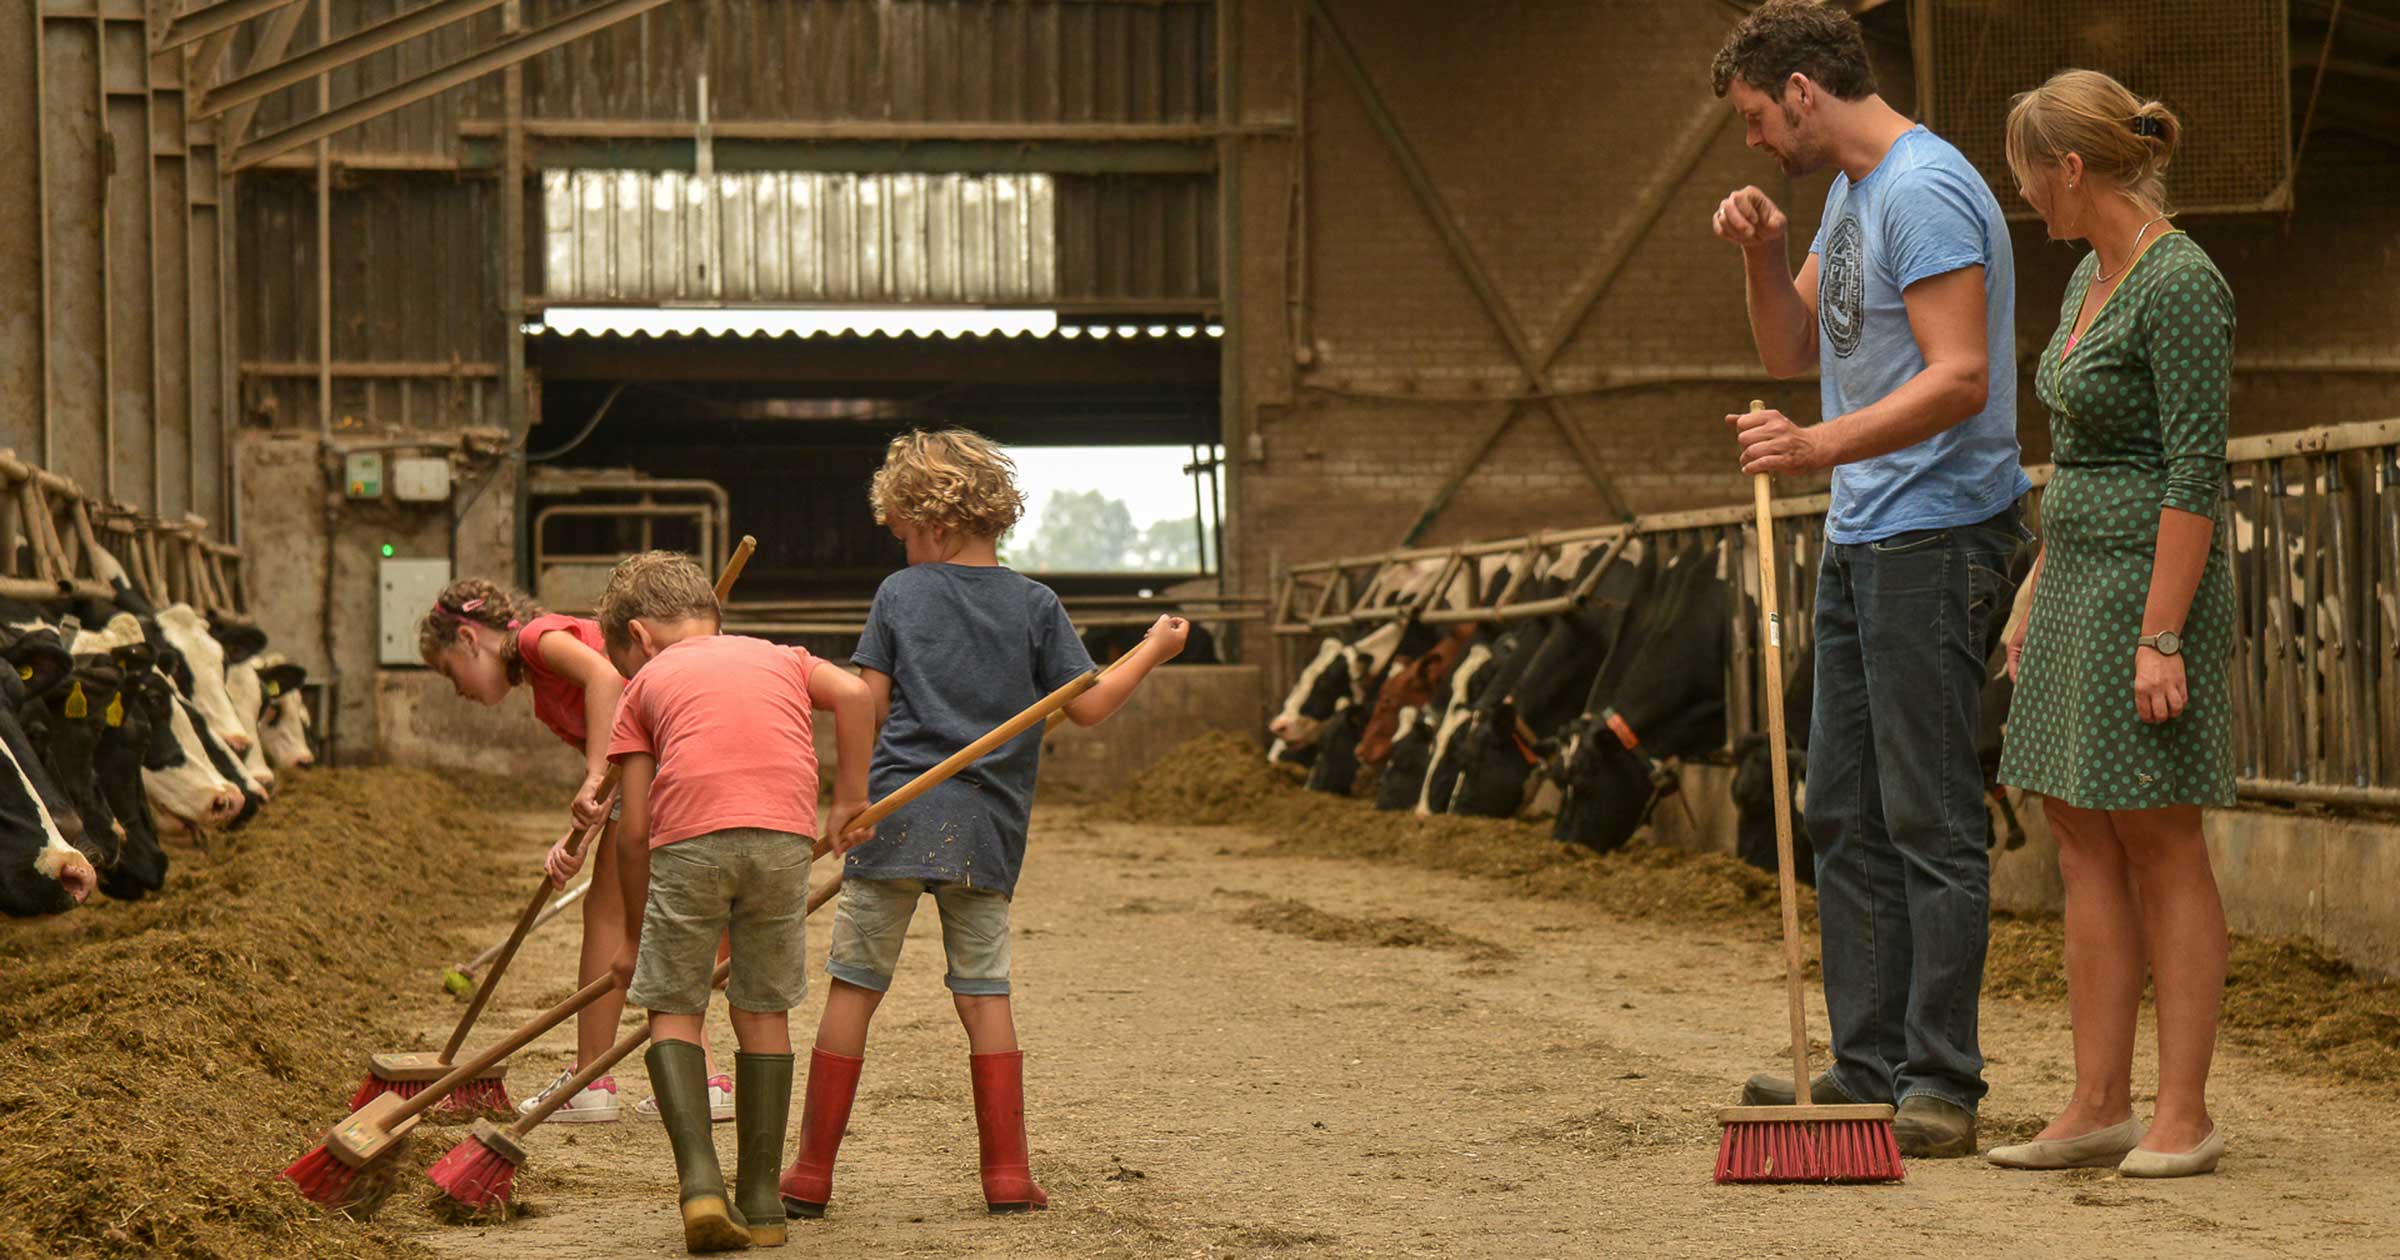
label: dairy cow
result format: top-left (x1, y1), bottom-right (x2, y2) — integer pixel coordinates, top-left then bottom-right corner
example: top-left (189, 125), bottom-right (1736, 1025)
top-left (250, 653), bottom-right (315, 770)
top-left (0, 665), bottom-right (98, 916)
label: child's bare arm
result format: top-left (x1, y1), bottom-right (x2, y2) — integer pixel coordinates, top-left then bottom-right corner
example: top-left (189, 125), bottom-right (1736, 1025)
top-left (608, 752), bottom-right (656, 989)
top-left (813, 666), bottom-right (879, 849)
top-left (540, 630), bottom-right (626, 827)
top-left (1063, 616), bottom-right (1189, 726)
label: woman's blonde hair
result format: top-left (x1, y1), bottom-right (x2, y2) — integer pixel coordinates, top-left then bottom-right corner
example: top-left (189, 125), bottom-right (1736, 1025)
top-left (2006, 69), bottom-right (2182, 213)
top-left (868, 429), bottom-right (1026, 539)
top-left (416, 579), bottom-right (544, 683)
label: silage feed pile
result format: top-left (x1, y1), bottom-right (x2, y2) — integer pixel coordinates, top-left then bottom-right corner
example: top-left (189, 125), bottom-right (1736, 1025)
top-left (1120, 733), bottom-right (2400, 1088)
top-left (0, 768), bottom-right (532, 1260)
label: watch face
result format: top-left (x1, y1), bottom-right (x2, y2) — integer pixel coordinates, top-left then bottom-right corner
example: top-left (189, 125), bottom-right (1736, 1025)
top-left (2152, 630), bottom-right (2181, 655)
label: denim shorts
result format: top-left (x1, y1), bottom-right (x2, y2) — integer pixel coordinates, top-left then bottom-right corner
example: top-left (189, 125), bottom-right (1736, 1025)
top-left (826, 878), bottom-right (1012, 996)
top-left (627, 828), bottom-right (812, 1015)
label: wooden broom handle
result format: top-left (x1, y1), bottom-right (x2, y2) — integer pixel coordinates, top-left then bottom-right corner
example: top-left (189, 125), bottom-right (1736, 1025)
top-left (395, 974), bottom-right (619, 1126)
top-left (809, 666), bottom-right (1102, 859)
top-left (1751, 406), bottom-right (1812, 1109)
top-left (436, 535), bottom-right (759, 1064)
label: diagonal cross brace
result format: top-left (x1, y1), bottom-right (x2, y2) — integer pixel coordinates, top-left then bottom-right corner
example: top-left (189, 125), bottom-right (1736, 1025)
top-left (1307, 0), bottom-right (1637, 525)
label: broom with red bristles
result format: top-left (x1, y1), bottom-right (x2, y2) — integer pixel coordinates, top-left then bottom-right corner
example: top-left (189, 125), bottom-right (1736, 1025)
top-left (351, 537), bottom-right (759, 1116)
top-left (286, 973), bottom-right (620, 1215)
top-left (1715, 427), bottom-right (1904, 1185)
top-left (425, 661), bottom-right (1112, 1211)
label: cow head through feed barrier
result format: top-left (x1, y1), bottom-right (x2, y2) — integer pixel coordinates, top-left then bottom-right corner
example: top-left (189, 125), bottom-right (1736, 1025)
top-left (0, 664), bottom-right (98, 917)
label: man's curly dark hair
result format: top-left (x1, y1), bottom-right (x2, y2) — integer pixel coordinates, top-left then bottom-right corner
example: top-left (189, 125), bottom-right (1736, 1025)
top-left (1711, 0), bottom-right (1877, 103)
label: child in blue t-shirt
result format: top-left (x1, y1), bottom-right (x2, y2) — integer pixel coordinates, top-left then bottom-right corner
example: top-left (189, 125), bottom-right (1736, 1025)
top-left (780, 429), bottom-right (1186, 1220)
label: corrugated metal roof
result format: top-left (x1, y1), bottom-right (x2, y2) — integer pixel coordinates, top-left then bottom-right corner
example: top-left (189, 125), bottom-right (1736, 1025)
top-left (530, 307), bottom-right (1223, 341)
top-left (542, 170), bottom-right (1057, 304)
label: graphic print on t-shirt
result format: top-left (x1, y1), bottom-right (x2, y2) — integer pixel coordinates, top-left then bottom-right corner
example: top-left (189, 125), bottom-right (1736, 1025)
top-left (1822, 214), bottom-right (1865, 359)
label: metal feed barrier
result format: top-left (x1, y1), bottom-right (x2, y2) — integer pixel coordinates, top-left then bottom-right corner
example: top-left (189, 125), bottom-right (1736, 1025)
top-left (1269, 416), bottom-right (2400, 812)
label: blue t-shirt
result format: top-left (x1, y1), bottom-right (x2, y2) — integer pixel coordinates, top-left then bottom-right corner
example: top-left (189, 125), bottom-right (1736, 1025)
top-left (845, 563), bottom-right (1096, 896)
top-left (1809, 125), bottom-right (2029, 544)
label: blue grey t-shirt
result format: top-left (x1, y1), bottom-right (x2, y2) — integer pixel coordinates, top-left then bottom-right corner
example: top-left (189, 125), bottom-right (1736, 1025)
top-left (1809, 125), bottom-right (2029, 544)
top-left (845, 563), bottom-right (1095, 896)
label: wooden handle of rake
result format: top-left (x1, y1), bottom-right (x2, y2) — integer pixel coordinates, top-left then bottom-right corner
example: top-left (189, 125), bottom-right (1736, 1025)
top-left (436, 534), bottom-right (759, 1064)
top-left (1751, 409), bottom-right (1811, 1109)
top-left (809, 666), bottom-right (1103, 862)
top-left (395, 974), bottom-right (620, 1128)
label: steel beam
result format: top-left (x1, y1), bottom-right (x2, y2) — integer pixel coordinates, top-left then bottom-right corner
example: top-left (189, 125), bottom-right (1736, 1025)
top-left (1306, 0), bottom-right (1634, 525)
top-left (218, 0), bottom-right (308, 145)
top-left (155, 0), bottom-right (309, 52)
top-left (233, 0), bottom-right (677, 170)
top-left (196, 0), bottom-right (509, 120)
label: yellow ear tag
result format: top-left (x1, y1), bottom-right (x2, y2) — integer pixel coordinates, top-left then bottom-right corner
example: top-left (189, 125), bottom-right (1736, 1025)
top-left (15, 665), bottom-right (29, 682)
top-left (64, 681), bottom-right (87, 719)
top-left (105, 693), bottom-right (124, 727)
top-left (266, 680), bottom-right (282, 697)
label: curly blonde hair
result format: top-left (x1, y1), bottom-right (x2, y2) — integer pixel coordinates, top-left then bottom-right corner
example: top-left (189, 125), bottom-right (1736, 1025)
top-left (868, 429), bottom-right (1026, 539)
top-left (417, 579), bottom-right (544, 683)
top-left (595, 550), bottom-right (720, 652)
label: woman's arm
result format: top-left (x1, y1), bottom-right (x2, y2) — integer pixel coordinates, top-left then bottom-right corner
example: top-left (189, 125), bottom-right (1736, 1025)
top-left (540, 629), bottom-right (627, 824)
top-left (2134, 256), bottom-right (2235, 725)
top-left (2005, 546), bottom-right (2046, 682)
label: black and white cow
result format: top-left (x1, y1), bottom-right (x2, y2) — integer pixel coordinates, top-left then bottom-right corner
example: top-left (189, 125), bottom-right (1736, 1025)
top-left (249, 652), bottom-right (315, 771)
top-left (1436, 540), bottom-right (1658, 818)
top-left (0, 663), bottom-right (98, 917)
top-left (1548, 539), bottom-right (1733, 854)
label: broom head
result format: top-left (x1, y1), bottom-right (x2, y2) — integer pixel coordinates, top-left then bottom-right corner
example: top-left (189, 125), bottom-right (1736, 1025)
top-left (1716, 1103), bottom-right (1904, 1184)
top-left (352, 1051), bottom-right (510, 1111)
top-left (442, 967), bottom-right (477, 999)
top-left (282, 1094), bottom-right (423, 1214)
top-left (427, 1119), bottom-right (528, 1211)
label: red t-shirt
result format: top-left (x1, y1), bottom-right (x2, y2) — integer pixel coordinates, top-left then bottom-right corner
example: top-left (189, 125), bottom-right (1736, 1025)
top-left (607, 635), bottom-right (825, 849)
top-left (517, 614), bottom-right (609, 748)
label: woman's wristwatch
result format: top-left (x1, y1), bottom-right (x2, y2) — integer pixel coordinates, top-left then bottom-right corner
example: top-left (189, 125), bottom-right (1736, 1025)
top-left (2138, 629), bottom-right (2182, 656)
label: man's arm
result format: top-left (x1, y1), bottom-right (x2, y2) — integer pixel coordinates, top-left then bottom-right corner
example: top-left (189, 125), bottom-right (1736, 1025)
top-left (1717, 186), bottom-right (1818, 378)
top-left (1734, 265), bottom-right (1991, 475)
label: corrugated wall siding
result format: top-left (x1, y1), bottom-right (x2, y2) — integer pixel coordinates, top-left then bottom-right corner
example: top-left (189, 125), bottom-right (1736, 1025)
top-left (236, 0), bottom-right (1221, 436)
top-left (543, 170), bottom-right (1058, 304)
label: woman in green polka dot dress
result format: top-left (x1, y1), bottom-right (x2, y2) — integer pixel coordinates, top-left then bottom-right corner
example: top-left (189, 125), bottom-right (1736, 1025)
top-left (1988, 71), bottom-right (2234, 1179)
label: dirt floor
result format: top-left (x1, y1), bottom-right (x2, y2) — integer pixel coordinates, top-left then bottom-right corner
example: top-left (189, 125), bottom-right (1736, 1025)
top-left (398, 774), bottom-right (2400, 1258)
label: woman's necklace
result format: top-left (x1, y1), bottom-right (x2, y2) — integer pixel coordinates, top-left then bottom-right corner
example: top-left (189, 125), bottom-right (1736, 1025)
top-left (2093, 212), bottom-right (2169, 284)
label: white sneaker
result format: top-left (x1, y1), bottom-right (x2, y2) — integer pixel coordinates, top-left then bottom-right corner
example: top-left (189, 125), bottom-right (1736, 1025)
top-left (636, 1072), bottom-right (735, 1123)
top-left (517, 1067), bottom-right (622, 1124)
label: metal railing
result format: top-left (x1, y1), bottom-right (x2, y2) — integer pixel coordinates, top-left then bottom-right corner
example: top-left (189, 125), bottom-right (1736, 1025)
top-left (1268, 416), bottom-right (2400, 811)
top-left (0, 449), bottom-right (247, 617)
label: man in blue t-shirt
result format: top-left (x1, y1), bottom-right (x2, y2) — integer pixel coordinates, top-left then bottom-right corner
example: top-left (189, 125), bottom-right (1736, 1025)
top-left (1708, 1), bottom-right (2030, 1159)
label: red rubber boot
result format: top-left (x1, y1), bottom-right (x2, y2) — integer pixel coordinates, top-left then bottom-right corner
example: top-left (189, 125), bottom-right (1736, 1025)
top-left (777, 1048), bottom-right (864, 1219)
top-left (970, 1050), bottom-right (1048, 1213)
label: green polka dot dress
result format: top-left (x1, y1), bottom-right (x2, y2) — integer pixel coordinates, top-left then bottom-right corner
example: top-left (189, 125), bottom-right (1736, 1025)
top-left (1998, 231), bottom-right (2237, 810)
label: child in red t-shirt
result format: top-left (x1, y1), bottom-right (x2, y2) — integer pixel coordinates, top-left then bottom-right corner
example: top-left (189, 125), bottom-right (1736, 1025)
top-left (598, 551), bottom-right (872, 1253)
top-left (418, 578), bottom-right (731, 1124)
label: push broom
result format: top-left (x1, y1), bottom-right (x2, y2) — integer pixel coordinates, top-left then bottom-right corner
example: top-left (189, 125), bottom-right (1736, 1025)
top-left (353, 537), bottom-right (759, 1114)
top-left (285, 973), bottom-right (622, 1216)
top-left (425, 663), bottom-right (1109, 1212)
top-left (442, 878), bottom-right (591, 999)
top-left (1716, 409), bottom-right (1903, 1185)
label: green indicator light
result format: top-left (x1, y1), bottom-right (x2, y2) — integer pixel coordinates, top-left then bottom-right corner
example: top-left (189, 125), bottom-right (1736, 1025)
top-left (381, 544), bottom-right (395, 558)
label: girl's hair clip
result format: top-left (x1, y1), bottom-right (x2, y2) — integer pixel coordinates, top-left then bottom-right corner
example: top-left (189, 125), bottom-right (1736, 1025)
top-left (460, 597), bottom-right (487, 612)
top-left (2131, 115), bottom-right (2165, 140)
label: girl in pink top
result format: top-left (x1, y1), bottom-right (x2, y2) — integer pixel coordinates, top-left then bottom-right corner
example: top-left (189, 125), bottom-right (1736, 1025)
top-left (419, 578), bottom-right (730, 1124)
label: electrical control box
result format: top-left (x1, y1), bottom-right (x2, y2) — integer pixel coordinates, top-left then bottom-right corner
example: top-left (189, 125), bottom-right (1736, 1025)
top-left (392, 456), bottom-right (452, 503)
top-left (344, 451), bottom-right (385, 499)
top-left (379, 558), bottom-right (452, 666)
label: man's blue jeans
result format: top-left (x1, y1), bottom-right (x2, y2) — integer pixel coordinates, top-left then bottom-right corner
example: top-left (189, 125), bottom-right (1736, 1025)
top-left (1806, 507), bottom-right (2020, 1112)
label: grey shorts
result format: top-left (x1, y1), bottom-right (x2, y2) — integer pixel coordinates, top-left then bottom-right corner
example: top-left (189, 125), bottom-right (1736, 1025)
top-left (826, 878), bottom-right (1013, 996)
top-left (628, 828), bottom-right (813, 1015)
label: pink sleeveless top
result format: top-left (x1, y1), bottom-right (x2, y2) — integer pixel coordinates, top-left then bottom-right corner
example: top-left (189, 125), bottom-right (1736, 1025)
top-left (516, 614), bottom-right (609, 748)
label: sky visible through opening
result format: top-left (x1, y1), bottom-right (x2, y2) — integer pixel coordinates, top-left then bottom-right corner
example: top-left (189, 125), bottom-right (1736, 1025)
top-left (1002, 444), bottom-right (1224, 575)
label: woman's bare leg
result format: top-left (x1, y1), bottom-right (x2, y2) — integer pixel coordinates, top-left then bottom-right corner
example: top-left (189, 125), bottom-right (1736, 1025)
top-left (2036, 797), bottom-right (2143, 1140)
top-left (2112, 804), bottom-right (2224, 1153)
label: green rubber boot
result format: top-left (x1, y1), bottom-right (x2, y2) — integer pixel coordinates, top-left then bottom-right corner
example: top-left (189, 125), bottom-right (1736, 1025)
top-left (648, 1040), bottom-right (751, 1254)
top-left (734, 1052), bottom-right (795, 1247)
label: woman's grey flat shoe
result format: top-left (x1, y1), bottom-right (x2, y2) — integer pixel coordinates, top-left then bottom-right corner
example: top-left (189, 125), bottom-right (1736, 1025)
top-left (2118, 1128), bottom-right (2224, 1179)
top-left (1985, 1118), bottom-right (2145, 1170)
